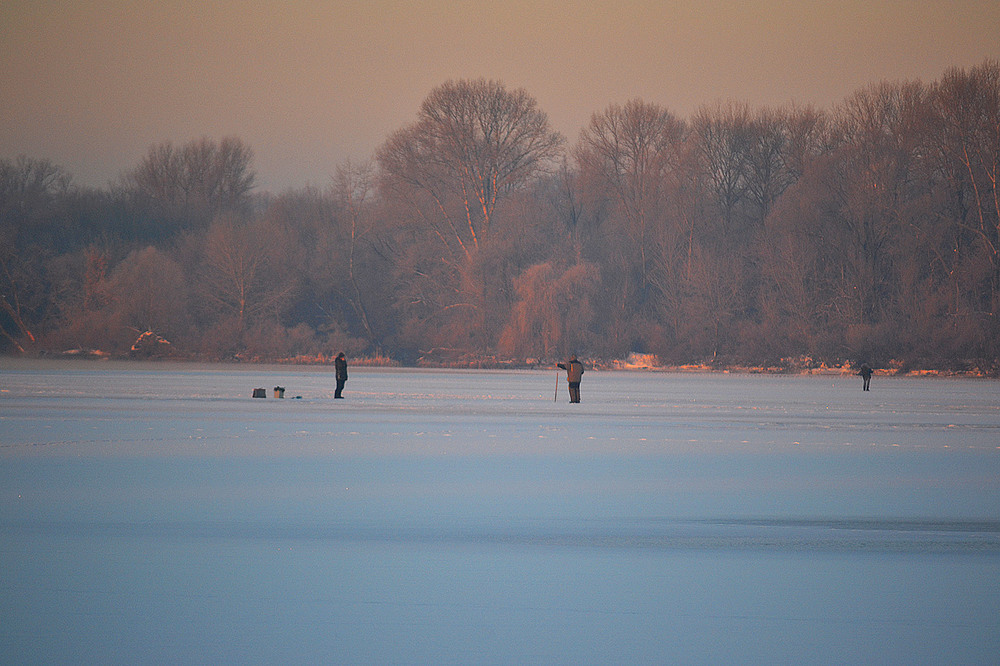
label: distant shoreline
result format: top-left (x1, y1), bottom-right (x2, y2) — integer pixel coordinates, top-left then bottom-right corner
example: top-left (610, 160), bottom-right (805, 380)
top-left (2, 353), bottom-right (995, 379)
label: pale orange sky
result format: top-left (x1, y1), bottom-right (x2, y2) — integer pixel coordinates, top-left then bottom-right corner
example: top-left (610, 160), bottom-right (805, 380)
top-left (3, 0), bottom-right (998, 191)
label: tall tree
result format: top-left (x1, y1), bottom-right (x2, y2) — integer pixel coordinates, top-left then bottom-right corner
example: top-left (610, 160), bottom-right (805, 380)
top-left (931, 61), bottom-right (1000, 306)
top-left (0, 157), bottom-right (72, 352)
top-left (332, 160), bottom-right (380, 346)
top-left (127, 137), bottom-right (257, 233)
top-left (689, 101), bottom-right (755, 239)
top-left (576, 99), bottom-right (685, 290)
top-left (378, 78), bottom-right (564, 258)
top-left (833, 80), bottom-right (928, 330)
top-left (196, 214), bottom-right (289, 355)
top-left (103, 246), bottom-right (190, 350)
top-left (377, 79), bottom-right (564, 353)
top-left (0, 156), bottom-right (71, 230)
top-left (498, 260), bottom-right (600, 359)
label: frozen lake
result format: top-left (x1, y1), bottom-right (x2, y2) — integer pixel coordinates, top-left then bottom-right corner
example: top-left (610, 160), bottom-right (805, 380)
top-left (2, 359), bottom-right (999, 663)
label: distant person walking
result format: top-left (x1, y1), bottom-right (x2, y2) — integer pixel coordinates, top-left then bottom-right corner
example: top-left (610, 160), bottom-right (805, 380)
top-left (334, 352), bottom-right (348, 399)
top-left (557, 354), bottom-right (585, 403)
top-left (857, 363), bottom-right (873, 391)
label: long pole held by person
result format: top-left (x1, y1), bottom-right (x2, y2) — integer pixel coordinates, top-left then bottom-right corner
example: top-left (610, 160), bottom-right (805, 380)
top-left (554, 366), bottom-right (560, 402)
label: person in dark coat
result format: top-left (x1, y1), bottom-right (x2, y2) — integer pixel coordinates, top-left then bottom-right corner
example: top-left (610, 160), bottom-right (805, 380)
top-left (557, 354), bottom-right (585, 403)
top-left (334, 352), bottom-right (348, 398)
top-left (857, 363), bottom-right (873, 391)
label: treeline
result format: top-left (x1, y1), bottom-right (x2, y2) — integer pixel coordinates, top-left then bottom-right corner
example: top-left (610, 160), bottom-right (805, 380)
top-left (2, 64), bottom-right (998, 372)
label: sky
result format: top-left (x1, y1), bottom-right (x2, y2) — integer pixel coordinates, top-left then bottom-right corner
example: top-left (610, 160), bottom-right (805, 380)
top-left (3, 0), bottom-right (999, 192)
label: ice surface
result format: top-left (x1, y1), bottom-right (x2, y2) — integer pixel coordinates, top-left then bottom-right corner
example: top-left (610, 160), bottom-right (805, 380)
top-left (2, 359), bottom-right (999, 663)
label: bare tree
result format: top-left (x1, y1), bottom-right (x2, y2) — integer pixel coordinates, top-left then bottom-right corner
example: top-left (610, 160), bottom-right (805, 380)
top-left (0, 156), bottom-right (71, 228)
top-left (831, 80), bottom-right (928, 328)
top-left (378, 78), bottom-right (564, 258)
top-left (576, 99), bottom-right (685, 288)
top-left (742, 107), bottom-right (793, 224)
top-left (689, 101), bottom-right (755, 238)
top-left (198, 214), bottom-right (288, 341)
top-left (104, 246), bottom-right (190, 345)
top-left (332, 160), bottom-right (379, 345)
top-left (376, 80), bottom-right (564, 353)
top-left (128, 137), bottom-right (256, 217)
top-left (783, 104), bottom-right (833, 181)
top-left (931, 60), bottom-right (1000, 302)
top-left (498, 260), bottom-right (600, 359)
top-left (0, 156), bottom-right (68, 352)
top-left (0, 252), bottom-right (37, 352)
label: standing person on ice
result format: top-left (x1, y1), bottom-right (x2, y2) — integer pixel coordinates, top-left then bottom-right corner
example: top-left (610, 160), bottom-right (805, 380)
top-left (857, 363), bottom-right (873, 391)
top-left (557, 354), bottom-right (585, 403)
top-left (334, 352), bottom-right (348, 399)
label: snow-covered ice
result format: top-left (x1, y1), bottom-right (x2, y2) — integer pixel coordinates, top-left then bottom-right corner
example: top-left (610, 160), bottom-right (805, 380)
top-left (2, 359), bottom-right (998, 663)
